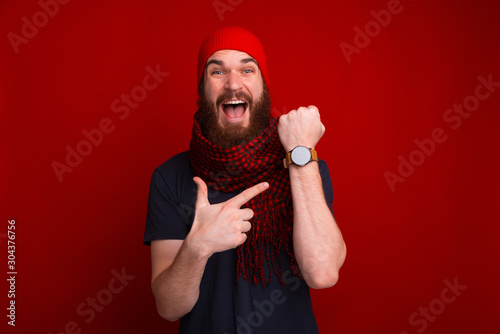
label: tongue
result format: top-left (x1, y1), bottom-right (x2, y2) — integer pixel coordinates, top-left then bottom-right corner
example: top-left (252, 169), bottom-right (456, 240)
top-left (223, 104), bottom-right (245, 118)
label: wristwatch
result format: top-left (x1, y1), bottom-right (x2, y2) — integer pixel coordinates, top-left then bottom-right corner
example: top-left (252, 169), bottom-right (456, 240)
top-left (283, 146), bottom-right (318, 168)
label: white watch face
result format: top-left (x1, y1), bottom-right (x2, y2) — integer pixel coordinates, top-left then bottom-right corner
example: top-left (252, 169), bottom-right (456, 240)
top-left (291, 146), bottom-right (311, 166)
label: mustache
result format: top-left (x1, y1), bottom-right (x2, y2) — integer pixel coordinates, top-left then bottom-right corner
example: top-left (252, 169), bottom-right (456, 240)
top-left (216, 91), bottom-right (253, 108)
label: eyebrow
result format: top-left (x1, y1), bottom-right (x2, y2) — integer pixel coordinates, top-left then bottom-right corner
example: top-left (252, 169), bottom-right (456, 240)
top-left (206, 59), bottom-right (224, 68)
top-left (205, 57), bottom-right (258, 69)
top-left (241, 58), bottom-right (258, 65)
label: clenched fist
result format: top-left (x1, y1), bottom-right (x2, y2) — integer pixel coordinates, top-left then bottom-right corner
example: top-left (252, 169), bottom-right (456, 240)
top-left (278, 105), bottom-right (325, 152)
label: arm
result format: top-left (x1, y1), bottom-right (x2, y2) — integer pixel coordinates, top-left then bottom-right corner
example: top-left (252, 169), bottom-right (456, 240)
top-left (150, 177), bottom-right (269, 321)
top-left (150, 239), bottom-right (207, 321)
top-left (278, 106), bottom-right (346, 289)
top-left (289, 161), bottom-right (346, 289)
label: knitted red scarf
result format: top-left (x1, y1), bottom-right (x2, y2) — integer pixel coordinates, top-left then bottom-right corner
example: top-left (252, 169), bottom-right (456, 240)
top-left (189, 114), bottom-right (300, 286)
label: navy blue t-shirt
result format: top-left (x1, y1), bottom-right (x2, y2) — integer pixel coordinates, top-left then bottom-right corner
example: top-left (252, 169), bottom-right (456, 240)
top-left (143, 151), bottom-right (334, 334)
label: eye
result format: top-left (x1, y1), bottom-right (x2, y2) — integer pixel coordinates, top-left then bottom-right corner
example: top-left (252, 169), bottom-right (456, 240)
top-left (211, 70), bottom-right (224, 75)
top-left (243, 69), bottom-right (254, 74)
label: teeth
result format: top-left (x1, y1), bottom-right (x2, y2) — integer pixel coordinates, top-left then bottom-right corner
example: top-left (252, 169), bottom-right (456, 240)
top-left (223, 100), bottom-right (246, 105)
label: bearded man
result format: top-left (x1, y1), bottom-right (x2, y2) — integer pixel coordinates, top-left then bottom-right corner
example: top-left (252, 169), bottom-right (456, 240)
top-left (143, 26), bottom-right (346, 334)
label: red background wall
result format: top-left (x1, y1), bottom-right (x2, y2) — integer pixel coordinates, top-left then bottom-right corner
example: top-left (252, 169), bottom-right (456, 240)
top-left (1, 0), bottom-right (499, 333)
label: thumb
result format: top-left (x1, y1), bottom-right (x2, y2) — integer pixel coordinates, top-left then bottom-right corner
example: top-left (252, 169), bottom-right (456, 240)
top-left (193, 176), bottom-right (210, 209)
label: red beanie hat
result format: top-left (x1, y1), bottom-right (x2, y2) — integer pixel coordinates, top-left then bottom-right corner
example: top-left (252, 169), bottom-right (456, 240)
top-left (197, 26), bottom-right (269, 87)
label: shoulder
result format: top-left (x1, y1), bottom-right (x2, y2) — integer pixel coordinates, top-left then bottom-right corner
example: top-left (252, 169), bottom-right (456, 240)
top-left (155, 151), bottom-right (191, 177)
top-left (152, 151), bottom-right (193, 183)
top-left (149, 151), bottom-right (195, 199)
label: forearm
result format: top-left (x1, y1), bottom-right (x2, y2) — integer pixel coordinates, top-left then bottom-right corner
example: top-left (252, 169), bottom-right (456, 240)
top-left (290, 162), bottom-right (346, 289)
top-left (152, 237), bottom-right (208, 321)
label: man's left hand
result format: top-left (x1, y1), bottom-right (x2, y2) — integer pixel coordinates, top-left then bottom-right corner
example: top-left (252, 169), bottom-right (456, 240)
top-left (278, 105), bottom-right (325, 152)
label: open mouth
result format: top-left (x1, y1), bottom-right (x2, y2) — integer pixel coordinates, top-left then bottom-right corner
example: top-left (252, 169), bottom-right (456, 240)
top-left (220, 99), bottom-right (248, 121)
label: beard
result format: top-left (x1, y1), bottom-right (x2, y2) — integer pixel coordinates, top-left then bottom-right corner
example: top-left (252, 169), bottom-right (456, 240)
top-left (196, 82), bottom-right (271, 147)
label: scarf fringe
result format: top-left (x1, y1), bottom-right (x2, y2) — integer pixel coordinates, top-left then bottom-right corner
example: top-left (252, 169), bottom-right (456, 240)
top-left (235, 196), bottom-right (301, 287)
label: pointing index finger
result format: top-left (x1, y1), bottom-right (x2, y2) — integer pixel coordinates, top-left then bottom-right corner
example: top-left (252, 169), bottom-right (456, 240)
top-left (229, 182), bottom-right (270, 208)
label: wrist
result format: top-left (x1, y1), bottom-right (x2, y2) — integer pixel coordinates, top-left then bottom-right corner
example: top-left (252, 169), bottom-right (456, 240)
top-left (283, 146), bottom-right (318, 169)
top-left (283, 143), bottom-right (315, 153)
top-left (184, 234), bottom-right (211, 262)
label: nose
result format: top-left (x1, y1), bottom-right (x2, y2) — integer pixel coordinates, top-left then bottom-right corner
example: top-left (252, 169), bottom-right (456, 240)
top-left (225, 70), bottom-right (243, 92)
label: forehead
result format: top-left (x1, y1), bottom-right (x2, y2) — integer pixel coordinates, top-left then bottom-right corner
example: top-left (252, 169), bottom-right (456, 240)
top-left (207, 50), bottom-right (255, 64)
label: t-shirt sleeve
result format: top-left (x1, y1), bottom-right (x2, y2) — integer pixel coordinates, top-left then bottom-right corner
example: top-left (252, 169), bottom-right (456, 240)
top-left (143, 168), bottom-right (190, 246)
top-left (319, 159), bottom-right (335, 215)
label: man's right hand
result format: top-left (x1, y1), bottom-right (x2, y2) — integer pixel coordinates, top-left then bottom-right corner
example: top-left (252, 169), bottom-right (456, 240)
top-left (186, 176), bottom-right (269, 258)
